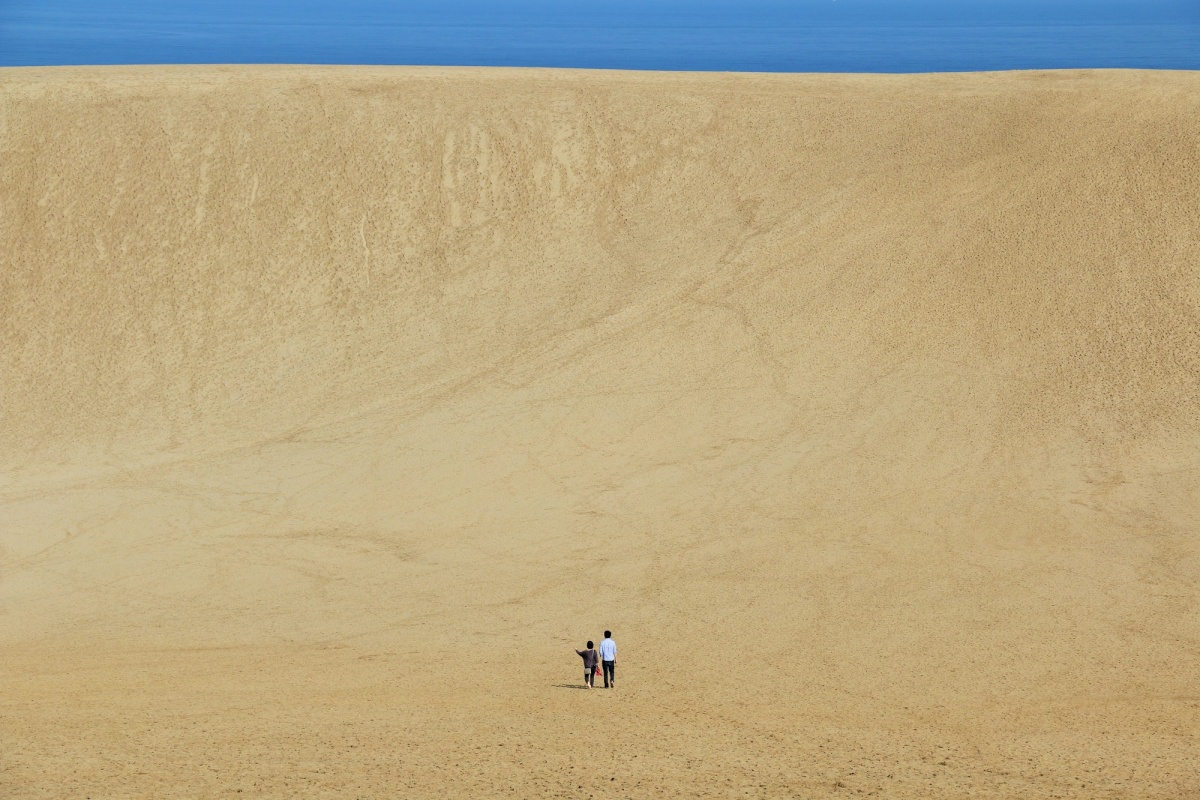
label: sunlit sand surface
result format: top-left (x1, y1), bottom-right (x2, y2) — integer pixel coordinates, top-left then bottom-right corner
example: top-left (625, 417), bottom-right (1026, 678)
top-left (2, 66), bottom-right (1198, 797)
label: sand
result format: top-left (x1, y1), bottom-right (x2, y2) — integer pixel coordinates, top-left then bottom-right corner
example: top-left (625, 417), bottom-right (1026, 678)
top-left (2, 65), bottom-right (1198, 798)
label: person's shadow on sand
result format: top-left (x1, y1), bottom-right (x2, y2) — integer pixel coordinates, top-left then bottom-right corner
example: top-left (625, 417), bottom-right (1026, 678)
top-left (551, 683), bottom-right (591, 690)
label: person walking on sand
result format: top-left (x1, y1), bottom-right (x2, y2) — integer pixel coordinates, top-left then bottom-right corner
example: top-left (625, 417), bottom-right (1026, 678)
top-left (599, 630), bottom-right (617, 688)
top-left (576, 640), bottom-right (599, 688)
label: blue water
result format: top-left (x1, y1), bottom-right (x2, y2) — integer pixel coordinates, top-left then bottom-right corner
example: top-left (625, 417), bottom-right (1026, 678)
top-left (3, 1), bottom-right (1199, 72)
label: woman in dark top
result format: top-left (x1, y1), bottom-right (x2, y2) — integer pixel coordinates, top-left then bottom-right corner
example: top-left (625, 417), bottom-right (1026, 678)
top-left (576, 641), bottom-right (599, 688)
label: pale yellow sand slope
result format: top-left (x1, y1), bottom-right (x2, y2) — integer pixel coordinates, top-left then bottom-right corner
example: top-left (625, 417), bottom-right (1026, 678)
top-left (2, 66), bottom-right (1199, 798)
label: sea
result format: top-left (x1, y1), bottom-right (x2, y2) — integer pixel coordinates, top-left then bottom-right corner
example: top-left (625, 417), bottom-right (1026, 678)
top-left (2, 1), bottom-right (1199, 72)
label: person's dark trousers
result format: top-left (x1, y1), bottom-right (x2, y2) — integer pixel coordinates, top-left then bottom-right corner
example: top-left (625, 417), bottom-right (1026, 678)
top-left (602, 660), bottom-right (615, 687)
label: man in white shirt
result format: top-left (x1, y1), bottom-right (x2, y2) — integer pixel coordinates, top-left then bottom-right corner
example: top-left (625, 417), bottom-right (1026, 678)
top-left (599, 630), bottom-right (617, 688)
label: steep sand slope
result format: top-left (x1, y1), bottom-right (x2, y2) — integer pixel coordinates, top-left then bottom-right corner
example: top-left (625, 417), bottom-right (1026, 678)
top-left (2, 66), bottom-right (1199, 797)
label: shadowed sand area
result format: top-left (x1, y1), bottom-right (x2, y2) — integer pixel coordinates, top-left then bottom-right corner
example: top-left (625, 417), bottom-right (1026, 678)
top-left (2, 66), bottom-right (1199, 797)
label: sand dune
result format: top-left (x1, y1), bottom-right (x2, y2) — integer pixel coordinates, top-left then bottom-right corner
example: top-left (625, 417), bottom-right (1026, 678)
top-left (2, 65), bottom-right (1198, 797)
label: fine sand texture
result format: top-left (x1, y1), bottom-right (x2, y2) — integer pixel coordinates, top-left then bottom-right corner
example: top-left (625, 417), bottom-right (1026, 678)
top-left (2, 66), bottom-right (1199, 798)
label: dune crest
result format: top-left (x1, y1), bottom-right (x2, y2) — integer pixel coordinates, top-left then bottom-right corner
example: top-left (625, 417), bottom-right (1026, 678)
top-left (2, 66), bottom-right (1198, 797)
